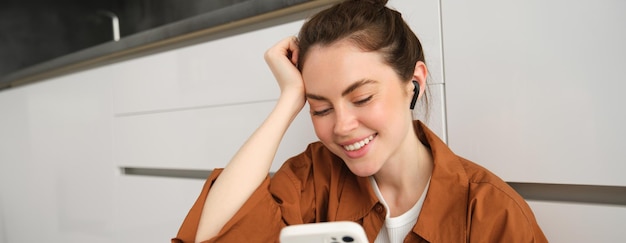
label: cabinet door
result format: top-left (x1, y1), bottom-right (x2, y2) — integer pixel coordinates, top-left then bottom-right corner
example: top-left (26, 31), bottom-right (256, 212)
top-left (442, 0), bottom-right (626, 186)
top-left (528, 201), bottom-right (626, 242)
top-left (0, 70), bottom-right (114, 242)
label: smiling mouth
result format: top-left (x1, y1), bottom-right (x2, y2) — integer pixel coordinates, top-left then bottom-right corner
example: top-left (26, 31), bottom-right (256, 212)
top-left (343, 134), bottom-right (375, 151)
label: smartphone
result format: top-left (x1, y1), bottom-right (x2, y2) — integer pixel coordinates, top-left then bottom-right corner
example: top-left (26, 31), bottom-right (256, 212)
top-left (279, 221), bottom-right (369, 243)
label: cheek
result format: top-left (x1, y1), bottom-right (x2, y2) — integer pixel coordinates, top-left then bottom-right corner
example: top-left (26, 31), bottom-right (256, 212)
top-left (311, 117), bottom-right (333, 142)
top-left (361, 102), bottom-right (390, 121)
top-left (359, 98), bottom-right (406, 128)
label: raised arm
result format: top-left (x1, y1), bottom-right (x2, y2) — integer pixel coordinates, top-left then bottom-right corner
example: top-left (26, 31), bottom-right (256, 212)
top-left (194, 37), bottom-right (305, 242)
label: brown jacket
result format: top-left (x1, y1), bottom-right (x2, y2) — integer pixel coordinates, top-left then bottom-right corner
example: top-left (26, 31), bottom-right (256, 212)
top-left (173, 121), bottom-right (548, 242)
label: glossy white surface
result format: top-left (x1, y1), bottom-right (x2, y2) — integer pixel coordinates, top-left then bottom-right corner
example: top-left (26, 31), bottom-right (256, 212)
top-left (113, 100), bottom-right (318, 172)
top-left (111, 20), bottom-right (301, 115)
top-left (528, 200), bottom-right (626, 242)
top-left (443, 0), bottom-right (626, 186)
top-left (114, 175), bottom-right (205, 242)
top-left (0, 70), bottom-right (114, 242)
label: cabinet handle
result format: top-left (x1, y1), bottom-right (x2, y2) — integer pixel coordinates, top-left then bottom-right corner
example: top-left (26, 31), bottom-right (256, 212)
top-left (98, 10), bottom-right (120, 41)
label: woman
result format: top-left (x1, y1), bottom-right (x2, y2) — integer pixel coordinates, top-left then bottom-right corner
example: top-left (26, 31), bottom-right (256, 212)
top-left (173, 0), bottom-right (547, 242)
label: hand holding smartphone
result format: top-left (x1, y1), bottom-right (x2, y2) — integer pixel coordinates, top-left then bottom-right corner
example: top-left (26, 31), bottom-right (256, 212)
top-left (279, 221), bottom-right (369, 243)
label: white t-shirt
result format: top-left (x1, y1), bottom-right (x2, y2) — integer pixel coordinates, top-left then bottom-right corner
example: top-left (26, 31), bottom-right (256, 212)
top-left (369, 176), bottom-right (431, 243)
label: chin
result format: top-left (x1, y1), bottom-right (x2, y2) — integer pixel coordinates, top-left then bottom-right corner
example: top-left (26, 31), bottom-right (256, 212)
top-left (346, 164), bottom-right (379, 177)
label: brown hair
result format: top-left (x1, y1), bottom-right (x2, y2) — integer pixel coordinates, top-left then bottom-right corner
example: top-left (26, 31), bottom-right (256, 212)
top-left (297, 0), bottom-right (429, 112)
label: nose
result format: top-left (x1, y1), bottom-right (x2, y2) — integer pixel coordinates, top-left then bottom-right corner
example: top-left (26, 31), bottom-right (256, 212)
top-left (333, 107), bottom-right (358, 136)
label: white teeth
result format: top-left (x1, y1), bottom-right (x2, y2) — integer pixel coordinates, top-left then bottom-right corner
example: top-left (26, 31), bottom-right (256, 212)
top-left (343, 135), bottom-right (374, 151)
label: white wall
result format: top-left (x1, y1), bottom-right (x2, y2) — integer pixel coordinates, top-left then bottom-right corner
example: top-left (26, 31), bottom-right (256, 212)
top-left (0, 0), bottom-right (624, 242)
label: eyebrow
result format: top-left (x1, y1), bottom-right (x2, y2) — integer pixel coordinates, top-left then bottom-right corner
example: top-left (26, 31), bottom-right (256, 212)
top-left (305, 79), bottom-right (377, 101)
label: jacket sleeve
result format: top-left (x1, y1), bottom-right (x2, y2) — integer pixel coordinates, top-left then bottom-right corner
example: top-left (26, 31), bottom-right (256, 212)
top-left (171, 169), bottom-right (286, 243)
top-left (467, 182), bottom-right (548, 243)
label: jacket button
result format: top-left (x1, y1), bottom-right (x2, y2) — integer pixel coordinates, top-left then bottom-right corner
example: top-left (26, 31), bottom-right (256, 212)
top-left (375, 204), bottom-right (384, 213)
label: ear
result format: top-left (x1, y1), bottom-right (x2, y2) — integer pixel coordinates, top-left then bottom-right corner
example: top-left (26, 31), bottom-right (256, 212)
top-left (404, 61), bottom-right (428, 98)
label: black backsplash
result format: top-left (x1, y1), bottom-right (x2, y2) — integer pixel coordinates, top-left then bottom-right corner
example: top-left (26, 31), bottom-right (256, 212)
top-left (0, 0), bottom-right (249, 82)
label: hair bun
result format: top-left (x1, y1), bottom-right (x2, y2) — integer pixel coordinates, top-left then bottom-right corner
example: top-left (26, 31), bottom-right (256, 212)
top-left (347, 0), bottom-right (388, 7)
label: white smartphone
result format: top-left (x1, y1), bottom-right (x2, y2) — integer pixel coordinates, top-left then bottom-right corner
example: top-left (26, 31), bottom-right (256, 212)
top-left (279, 221), bottom-right (369, 243)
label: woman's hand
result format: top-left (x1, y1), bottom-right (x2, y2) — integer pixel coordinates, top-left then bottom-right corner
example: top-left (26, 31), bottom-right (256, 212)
top-left (264, 37), bottom-right (306, 108)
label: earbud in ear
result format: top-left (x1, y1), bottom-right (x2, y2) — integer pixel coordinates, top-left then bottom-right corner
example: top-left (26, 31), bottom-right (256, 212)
top-left (410, 80), bottom-right (420, 110)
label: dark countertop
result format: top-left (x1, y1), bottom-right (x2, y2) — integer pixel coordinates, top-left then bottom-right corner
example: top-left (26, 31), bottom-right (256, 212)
top-left (0, 0), bottom-right (336, 90)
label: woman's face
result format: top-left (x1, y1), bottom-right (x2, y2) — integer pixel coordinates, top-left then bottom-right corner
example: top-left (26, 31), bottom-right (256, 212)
top-left (301, 40), bottom-right (416, 177)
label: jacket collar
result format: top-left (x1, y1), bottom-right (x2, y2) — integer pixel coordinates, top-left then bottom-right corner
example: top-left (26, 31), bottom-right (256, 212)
top-left (412, 121), bottom-right (468, 242)
top-left (334, 165), bottom-right (380, 221)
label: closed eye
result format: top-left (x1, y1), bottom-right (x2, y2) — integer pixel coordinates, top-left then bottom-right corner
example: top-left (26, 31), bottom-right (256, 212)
top-left (354, 95), bottom-right (373, 105)
top-left (311, 108), bottom-right (332, 116)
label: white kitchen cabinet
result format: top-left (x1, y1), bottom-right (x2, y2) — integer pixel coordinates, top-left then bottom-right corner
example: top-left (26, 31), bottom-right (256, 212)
top-left (442, 0), bottom-right (626, 186)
